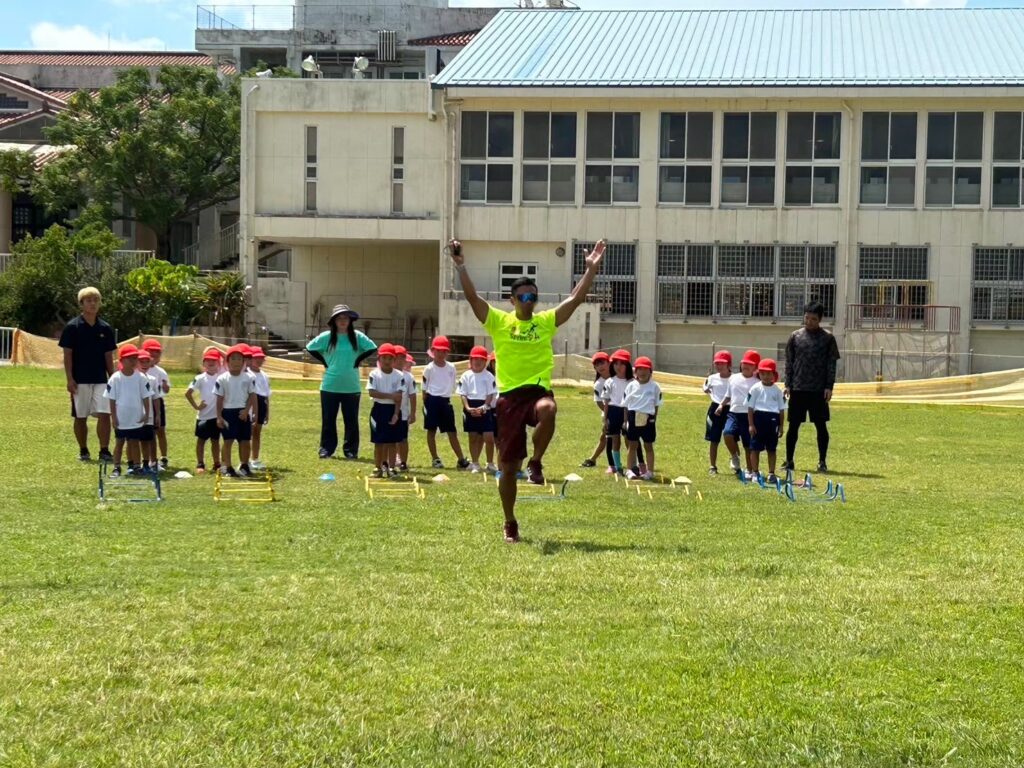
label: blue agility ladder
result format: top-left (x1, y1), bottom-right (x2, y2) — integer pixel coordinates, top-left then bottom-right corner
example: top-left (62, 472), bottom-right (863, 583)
top-left (98, 461), bottom-right (163, 503)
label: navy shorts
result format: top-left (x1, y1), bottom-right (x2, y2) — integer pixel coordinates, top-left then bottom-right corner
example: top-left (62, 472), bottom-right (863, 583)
top-left (463, 398), bottom-right (496, 434)
top-left (749, 410), bottom-right (781, 452)
top-left (705, 403), bottom-right (729, 443)
top-left (115, 426), bottom-right (149, 441)
top-left (371, 402), bottom-right (401, 444)
top-left (423, 394), bottom-right (457, 433)
top-left (625, 411), bottom-right (657, 444)
top-left (395, 419), bottom-right (409, 442)
top-left (723, 411), bottom-right (751, 448)
top-left (156, 399), bottom-right (167, 429)
top-left (195, 418), bottom-right (220, 440)
top-left (220, 408), bottom-right (252, 442)
top-left (605, 404), bottom-right (626, 436)
top-left (788, 390), bottom-right (830, 424)
top-left (255, 395), bottom-right (269, 425)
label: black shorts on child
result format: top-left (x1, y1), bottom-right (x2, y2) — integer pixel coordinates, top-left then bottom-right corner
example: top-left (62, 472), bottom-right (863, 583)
top-left (115, 426), bottom-right (149, 441)
top-left (625, 411), bottom-right (657, 443)
top-left (256, 395), bottom-right (269, 425)
top-left (371, 402), bottom-right (400, 444)
top-left (605, 404), bottom-right (626, 435)
top-left (395, 419), bottom-right (409, 442)
top-left (704, 402), bottom-right (729, 443)
top-left (423, 394), bottom-right (457, 433)
top-left (195, 418), bottom-right (220, 440)
top-left (463, 398), bottom-right (496, 434)
top-left (156, 399), bottom-right (167, 429)
top-left (220, 408), bottom-right (252, 441)
top-left (749, 410), bottom-right (781, 452)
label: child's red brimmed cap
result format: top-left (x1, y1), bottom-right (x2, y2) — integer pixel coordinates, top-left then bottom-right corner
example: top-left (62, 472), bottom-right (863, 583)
top-left (118, 344), bottom-right (139, 359)
top-left (592, 351), bottom-right (610, 364)
top-left (141, 339), bottom-right (162, 353)
top-left (469, 346), bottom-right (489, 360)
top-left (377, 343), bottom-right (397, 357)
top-left (713, 350), bottom-right (732, 365)
top-left (202, 349), bottom-right (222, 361)
top-left (430, 336), bottom-right (451, 351)
top-left (225, 344), bottom-right (247, 358)
top-left (137, 350), bottom-right (152, 362)
top-left (610, 349), bottom-right (632, 363)
top-left (634, 356), bottom-right (653, 370)
top-left (250, 348), bottom-right (266, 359)
top-left (741, 349), bottom-right (761, 366)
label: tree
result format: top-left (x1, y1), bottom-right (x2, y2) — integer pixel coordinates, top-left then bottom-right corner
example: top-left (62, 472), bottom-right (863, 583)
top-left (126, 259), bottom-right (202, 331)
top-left (0, 148), bottom-right (35, 196)
top-left (0, 225), bottom-right (81, 334)
top-left (34, 66), bottom-right (241, 258)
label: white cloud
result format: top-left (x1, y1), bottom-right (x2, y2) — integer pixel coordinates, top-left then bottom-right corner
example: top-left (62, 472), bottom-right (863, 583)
top-left (29, 22), bottom-right (166, 51)
top-left (902, 0), bottom-right (969, 6)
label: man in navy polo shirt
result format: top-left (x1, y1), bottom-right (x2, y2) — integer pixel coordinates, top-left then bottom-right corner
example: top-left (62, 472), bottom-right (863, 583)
top-left (58, 287), bottom-right (117, 462)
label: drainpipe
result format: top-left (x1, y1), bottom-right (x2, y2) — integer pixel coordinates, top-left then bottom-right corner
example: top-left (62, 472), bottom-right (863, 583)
top-left (840, 99), bottom-right (856, 346)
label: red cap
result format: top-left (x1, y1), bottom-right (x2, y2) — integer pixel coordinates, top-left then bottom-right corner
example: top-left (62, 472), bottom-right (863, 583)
top-left (202, 349), bottom-right (222, 362)
top-left (430, 335), bottom-right (451, 351)
top-left (242, 345), bottom-right (254, 357)
top-left (469, 345), bottom-right (489, 360)
top-left (118, 344), bottom-right (139, 360)
top-left (741, 349), bottom-right (761, 367)
top-left (610, 349), bottom-right (632, 363)
top-left (758, 358), bottom-right (779, 382)
top-left (137, 350), bottom-right (152, 362)
top-left (592, 351), bottom-right (610, 364)
top-left (406, 354), bottom-right (415, 364)
top-left (713, 350), bottom-right (732, 365)
top-left (250, 347), bottom-right (266, 359)
top-left (141, 339), bottom-right (162, 353)
top-left (634, 356), bottom-right (653, 370)
top-left (393, 345), bottom-right (408, 357)
top-left (377, 343), bottom-right (397, 357)
top-left (225, 344), bottom-right (247, 359)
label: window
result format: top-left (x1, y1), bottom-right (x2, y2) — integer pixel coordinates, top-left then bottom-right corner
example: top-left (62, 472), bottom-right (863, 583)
top-left (585, 113), bottom-right (640, 205)
top-left (573, 241), bottom-right (636, 316)
top-left (925, 112), bottom-right (982, 207)
top-left (721, 112), bottom-right (777, 206)
top-left (972, 248), bottom-right (1024, 322)
top-left (858, 246), bottom-right (929, 318)
top-left (0, 93), bottom-right (30, 111)
top-left (391, 126), bottom-right (404, 215)
top-left (387, 70), bottom-right (422, 80)
top-left (304, 125), bottom-right (317, 212)
top-left (993, 112), bottom-right (1024, 208)
top-left (860, 112), bottom-right (917, 206)
top-left (785, 112), bottom-right (841, 205)
top-left (499, 263), bottom-right (538, 297)
top-left (658, 112), bottom-right (713, 205)
top-left (522, 112), bottom-right (576, 204)
top-left (460, 111), bottom-right (514, 204)
top-left (657, 244), bottom-right (836, 319)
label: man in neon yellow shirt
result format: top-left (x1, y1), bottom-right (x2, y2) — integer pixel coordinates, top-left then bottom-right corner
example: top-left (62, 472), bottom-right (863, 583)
top-left (450, 238), bottom-right (606, 543)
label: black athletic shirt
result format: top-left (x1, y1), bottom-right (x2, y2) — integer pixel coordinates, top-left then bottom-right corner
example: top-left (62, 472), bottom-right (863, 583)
top-left (58, 314), bottom-right (117, 384)
top-left (784, 327), bottom-right (840, 392)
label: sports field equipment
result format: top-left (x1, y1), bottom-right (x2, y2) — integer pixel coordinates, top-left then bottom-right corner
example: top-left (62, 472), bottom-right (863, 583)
top-left (98, 461), bottom-right (162, 502)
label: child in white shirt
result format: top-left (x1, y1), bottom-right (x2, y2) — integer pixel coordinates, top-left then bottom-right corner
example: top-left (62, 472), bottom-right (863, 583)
top-left (367, 343), bottom-right (407, 477)
top-left (422, 335), bottom-right (469, 470)
top-left (138, 349), bottom-right (161, 472)
top-left (393, 345), bottom-right (417, 471)
top-left (746, 358), bottom-right (787, 483)
top-left (249, 346), bottom-right (272, 470)
top-left (702, 350), bottom-right (732, 475)
top-left (602, 349), bottom-right (634, 475)
top-left (581, 351), bottom-right (612, 470)
top-left (215, 345), bottom-right (257, 477)
top-left (142, 340), bottom-right (171, 468)
top-left (104, 344), bottom-right (151, 477)
top-left (720, 349), bottom-right (761, 477)
top-left (457, 346), bottom-right (498, 473)
top-left (185, 350), bottom-right (222, 474)
top-left (623, 357), bottom-right (663, 480)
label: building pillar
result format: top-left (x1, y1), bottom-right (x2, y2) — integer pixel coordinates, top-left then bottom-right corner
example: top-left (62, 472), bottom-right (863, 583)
top-left (632, 107), bottom-right (660, 362)
top-left (0, 189), bottom-right (12, 253)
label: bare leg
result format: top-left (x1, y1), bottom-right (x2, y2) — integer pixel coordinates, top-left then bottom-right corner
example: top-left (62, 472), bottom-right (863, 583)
top-left (251, 424), bottom-right (262, 461)
top-left (645, 443), bottom-right (656, 474)
top-left (749, 450), bottom-right (760, 476)
top-left (73, 418), bottom-right (89, 452)
top-left (529, 398), bottom-right (557, 463)
top-left (221, 439), bottom-right (234, 469)
top-left (239, 441), bottom-right (251, 466)
top-left (374, 444), bottom-right (384, 470)
top-left (626, 440), bottom-right (638, 471)
top-left (157, 427), bottom-right (168, 459)
top-left (469, 433), bottom-right (482, 464)
top-left (126, 440), bottom-right (140, 467)
top-left (447, 432), bottom-right (466, 461)
top-left (724, 435), bottom-right (740, 462)
top-left (498, 459), bottom-right (522, 523)
top-left (196, 439), bottom-right (205, 465)
top-left (484, 433), bottom-right (495, 464)
top-left (96, 414), bottom-right (111, 452)
top-left (427, 429), bottom-right (439, 461)
top-left (589, 432), bottom-right (606, 463)
top-left (113, 438), bottom-right (125, 466)
top-left (767, 450), bottom-right (776, 475)
top-left (398, 440), bottom-right (408, 465)
top-left (211, 438), bottom-right (221, 467)
top-left (709, 441), bottom-right (719, 468)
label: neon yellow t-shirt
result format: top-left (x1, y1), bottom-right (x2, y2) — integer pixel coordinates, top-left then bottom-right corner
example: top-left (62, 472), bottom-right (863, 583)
top-left (483, 306), bottom-right (558, 393)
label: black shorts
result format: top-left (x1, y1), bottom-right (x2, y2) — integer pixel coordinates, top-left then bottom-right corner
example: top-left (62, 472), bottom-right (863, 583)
top-left (423, 394), bottom-right (457, 433)
top-left (115, 426), bottom-right (149, 441)
top-left (625, 411), bottom-right (657, 443)
top-left (605, 404), bottom-right (626, 435)
top-left (463, 398), bottom-right (496, 434)
top-left (788, 390), bottom-right (831, 424)
top-left (370, 403), bottom-right (401, 444)
top-left (750, 410), bottom-right (781, 452)
top-left (156, 399), bottom-right (167, 429)
top-left (395, 419), bottom-right (409, 442)
top-left (256, 395), bottom-right (269, 425)
top-left (705, 402), bottom-right (729, 443)
top-left (195, 418), bottom-right (220, 440)
top-left (220, 408), bottom-right (252, 442)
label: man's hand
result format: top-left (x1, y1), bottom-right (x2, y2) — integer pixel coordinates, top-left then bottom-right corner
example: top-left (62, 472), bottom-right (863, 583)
top-left (584, 240), bottom-right (606, 272)
top-left (749, 424), bottom-right (757, 437)
top-left (66, 379), bottom-right (77, 395)
top-left (449, 239), bottom-right (464, 267)
top-left (824, 389), bottom-right (833, 402)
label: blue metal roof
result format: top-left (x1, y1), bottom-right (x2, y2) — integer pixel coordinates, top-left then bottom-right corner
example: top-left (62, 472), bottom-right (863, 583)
top-left (432, 8), bottom-right (1024, 88)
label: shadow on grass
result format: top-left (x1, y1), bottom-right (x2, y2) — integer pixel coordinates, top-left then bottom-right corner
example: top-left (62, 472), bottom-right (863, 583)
top-left (533, 539), bottom-right (693, 557)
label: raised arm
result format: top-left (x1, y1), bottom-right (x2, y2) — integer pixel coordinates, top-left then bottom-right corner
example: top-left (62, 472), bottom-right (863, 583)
top-left (555, 240), bottom-right (605, 327)
top-left (449, 239), bottom-right (490, 324)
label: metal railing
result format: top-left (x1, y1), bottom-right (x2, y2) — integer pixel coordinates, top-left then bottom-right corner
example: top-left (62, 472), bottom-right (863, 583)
top-left (443, 289), bottom-right (601, 305)
top-left (0, 253), bottom-right (11, 274)
top-left (182, 222), bottom-right (240, 271)
top-left (197, 5), bottom-right (295, 31)
top-left (0, 326), bottom-right (14, 363)
top-left (846, 304), bottom-right (961, 334)
top-left (78, 250), bottom-right (154, 274)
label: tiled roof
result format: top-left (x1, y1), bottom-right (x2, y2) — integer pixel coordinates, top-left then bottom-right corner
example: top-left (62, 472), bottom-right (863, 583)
top-left (0, 72), bottom-right (66, 106)
top-left (407, 30), bottom-right (480, 48)
top-left (434, 8), bottom-right (1024, 88)
top-left (0, 141), bottom-right (67, 170)
top-left (0, 51), bottom-right (226, 68)
top-left (39, 87), bottom-right (101, 102)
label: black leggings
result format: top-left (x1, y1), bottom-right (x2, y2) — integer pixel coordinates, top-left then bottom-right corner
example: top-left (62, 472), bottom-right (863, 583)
top-left (320, 391), bottom-right (361, 457)
top-left (785, 420), bottom-right (829, 464)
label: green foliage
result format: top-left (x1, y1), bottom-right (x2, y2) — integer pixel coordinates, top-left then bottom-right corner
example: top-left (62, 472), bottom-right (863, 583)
top-left (0, 148), bottom-right (35, 194)
top-left (198, 270), bottom-right (248, 332)
top-left (70, 205), bottom-right (125, 262)
top-left (0, 225), bottom-right (81, 333)
top-left (36, 66), bottom-right (241, 257)
top-left (126, 259), bottom-right (202, 328)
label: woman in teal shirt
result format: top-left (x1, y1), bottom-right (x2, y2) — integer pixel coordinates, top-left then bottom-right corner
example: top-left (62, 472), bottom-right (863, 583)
top-left (306, 304), bottom-right (377, 459)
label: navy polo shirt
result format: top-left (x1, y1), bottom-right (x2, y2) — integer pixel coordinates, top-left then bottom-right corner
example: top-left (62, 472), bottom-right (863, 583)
top-left (58, 315), bottom-right (117, 384)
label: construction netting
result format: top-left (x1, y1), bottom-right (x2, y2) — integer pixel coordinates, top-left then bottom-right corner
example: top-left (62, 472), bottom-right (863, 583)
top-left (7, 329), bottom-right (1024, 407)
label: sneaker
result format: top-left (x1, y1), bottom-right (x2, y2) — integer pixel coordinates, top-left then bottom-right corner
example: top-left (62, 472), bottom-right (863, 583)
top-left (212, 463), bottom-right (222, 473)
top-left (485, 463), bottom-right (498, 474)
top-left (604, 466), bottom-right (617, 475)
top-left (638, 463), bottom-right (648, 475)
top-left (372, 468), bottom-right (384, 479)
top-left (343, 451), bottom-right (357, 460)
top-left (781, 460), bottom-right (794, 471)
top-left (389, 467), bottom-right (401, 478)
top-left (503, 520), bottom-right (520, 544)
top-left (196, 463), bottom-right (206, 475)
top-left (817, 462), bottom-right (829, 473)
top-left (432, 458), bottom-right (444, 469)
top-left (318, 449), bottom-right (331, 459)
top-left (526, 460), bottom-right (545, 485)
top-left (744, 470), bottom-right (755, 481)
top-left (767, 473), bottom-right (779, 485)
top-left (457, 458), bottom-right (471, 470)
top-left (469, 462), bottom-right (481, 474)
top-left (708, 466), bottom-right (718, 476)
top-left (79, 449), bottom-right (91, 462)
top-left (238, 464), bottom-right (252, 478)
top-left (160, 457), bottom-right (169, 469)
top-left (98, 448), bottom-right (114, 463)
top-left (221, 466), bottom-right (238, 478)
top-left (641, 471), bottom-right (656, 481)
top-left (580, 458), bottom-right (596, 468)
top-left (398, 462), bottom-right (409, 472)
top-left (625, 469), bottom-right (637, 480)
top-left (516, 470), bottom-right (528, 481)
top-left (249, 459), bottom-right (263, 471)
top-left (729, 455), bottom-right (741, 472)
top-left (110, 466), bottom-right (122, 478)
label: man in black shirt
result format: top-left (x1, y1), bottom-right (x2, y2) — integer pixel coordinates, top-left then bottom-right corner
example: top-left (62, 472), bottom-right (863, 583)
top-left (58, 287), bottom-right (117, 461)
top-left (782, 301), bottom-right (841, 473)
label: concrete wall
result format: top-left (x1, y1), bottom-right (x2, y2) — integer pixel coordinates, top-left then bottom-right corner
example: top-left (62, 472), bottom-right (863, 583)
top-left (0, 64), bottom-right (165, 90)
top-left (969, 330), bottom-right (1024, 374)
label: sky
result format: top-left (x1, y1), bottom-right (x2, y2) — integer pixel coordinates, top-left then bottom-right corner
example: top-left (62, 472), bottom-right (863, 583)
top-left (0, 0), bottom-right (1018, 53)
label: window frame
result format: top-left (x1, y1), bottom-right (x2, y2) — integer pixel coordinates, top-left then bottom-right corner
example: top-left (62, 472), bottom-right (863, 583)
top-left (573, 241), bottom-right (637, 317)
top-left (784, 112), bottom-right (842, 207)
top-left (459, 111), bottom-right (515, 205)
top-left (304, 125), bottom-right (318, 213)
top-left (857, 245), bottom-right (930, 320)
top-left (971, 247), bottom-right (1024, 324)
top-left (521, 111), bottom-right (578, 206)
top-left (499, 262), bottom-right (539, 298)
top-left (584, 112), bottom-right (641, 206)
top-left (391, 125), bottom-right (405, 215)
top-left (860, 111), bottom-right (919, 208)
top-left (657, 111), bottom-right (714, 206)
top-left (720, 111), bottom-right (778, 208)
top-left (992, 111), bottom-right (1024, 209)
top-left (924, 111), bottom-right (983, 208)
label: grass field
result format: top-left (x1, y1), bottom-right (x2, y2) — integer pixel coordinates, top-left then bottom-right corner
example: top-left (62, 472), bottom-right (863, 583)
top-left (1, 366), bottom-right (1022, 767)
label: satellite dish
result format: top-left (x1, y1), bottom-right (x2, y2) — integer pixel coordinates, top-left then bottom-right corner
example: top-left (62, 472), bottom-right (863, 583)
top-left (301, 55), bottom-right (320, 73)
top-left (353, 57), bottom-right (370, 72)
top-left (255, 69), bottom-right (273, 79)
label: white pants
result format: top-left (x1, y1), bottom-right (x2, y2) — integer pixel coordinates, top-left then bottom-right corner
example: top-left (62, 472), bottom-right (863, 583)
top-left (71, 383), bottom-right (111, 418)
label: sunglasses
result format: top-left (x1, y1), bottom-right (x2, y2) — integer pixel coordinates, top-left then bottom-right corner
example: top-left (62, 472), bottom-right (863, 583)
top-left (515, 292), bottom-right (538, 304)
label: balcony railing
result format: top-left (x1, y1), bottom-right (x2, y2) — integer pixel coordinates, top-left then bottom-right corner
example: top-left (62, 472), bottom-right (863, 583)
top-left (846, 304), bottom-right (961, 334)
top-left (443, 290), bottom-right (601, 305)
top-left (197, 5), bottom-right (295, 31)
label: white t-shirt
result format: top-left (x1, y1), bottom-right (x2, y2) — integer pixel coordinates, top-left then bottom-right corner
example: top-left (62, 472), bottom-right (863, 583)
top-left (251, 370), bottom-right (272, 397)
top-left (215, 371), bottom-right (256, 410)
top-left (623, 379), bottom-right (663, 416)
top-left (400, 371), bottom-right (417, 421)
top-left (368, 368), bottom-right (407, 405)
top-left (602, 376), bottom-right (631, 408)
top-left (423, 362), bottom-right (458, 397)
top-left (104, 370), bottom-right (151, 430)
top-left (747, 381), bottom-right (788, 414)
top-left (187, 372), bottom-right (219, 421)
top-left (457, 370), bottom-right (497, 402)
top-left (149, 364), bottom-right (170, 400)
top-left (703, 373), bottom-right (730, 405)
top-left (142, 371), bottom-right (160, 425)
top-left (725, 373), bottom-right (758, 415)
top-left (593, 375), bottom-right (610, 403)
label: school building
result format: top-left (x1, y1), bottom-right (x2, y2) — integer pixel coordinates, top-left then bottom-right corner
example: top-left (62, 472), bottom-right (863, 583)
top-left (239, 7), bottom-right (1024, 378)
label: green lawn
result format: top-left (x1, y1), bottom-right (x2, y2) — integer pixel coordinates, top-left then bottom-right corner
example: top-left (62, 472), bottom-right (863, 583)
top-left (1, 366), bottom-right (1022, 767)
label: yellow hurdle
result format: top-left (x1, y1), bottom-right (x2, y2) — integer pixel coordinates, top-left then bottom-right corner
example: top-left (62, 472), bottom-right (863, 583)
top-left (365, 477), bottom-right (427, 501)
top-left (214, 470), bottom-right (276, 503)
